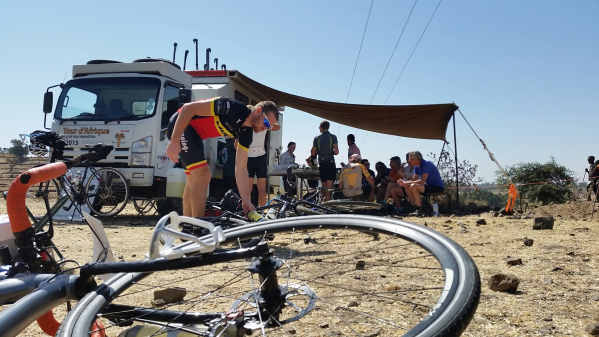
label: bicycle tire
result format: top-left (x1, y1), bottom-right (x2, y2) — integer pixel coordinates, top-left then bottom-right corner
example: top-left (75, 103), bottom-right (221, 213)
top-left (321, 199), bottom-right (384, 214)
top-left (27, 178), bottom-right (63, 225)
top-left (58, 215), bottom-right (480, 337)
top-left (85, 168), bottom-right (130, 216)
top-left (294, 204), bottom-right (328, 215)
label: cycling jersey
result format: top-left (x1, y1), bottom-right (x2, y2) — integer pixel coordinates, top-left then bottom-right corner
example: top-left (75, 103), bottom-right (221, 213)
top-left (167, 97), bottom-right (254, 174)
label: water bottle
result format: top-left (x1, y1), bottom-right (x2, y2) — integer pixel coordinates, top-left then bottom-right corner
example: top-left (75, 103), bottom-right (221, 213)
top-left (432, 203), bottom-right (439, 217)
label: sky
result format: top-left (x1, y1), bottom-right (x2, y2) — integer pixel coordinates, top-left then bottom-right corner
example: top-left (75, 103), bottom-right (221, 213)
top-left (0, 0), bottom-right (597, 182)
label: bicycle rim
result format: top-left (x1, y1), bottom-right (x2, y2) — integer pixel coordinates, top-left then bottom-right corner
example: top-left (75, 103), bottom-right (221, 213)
top-left (58, 215), bottom-right (479, 337)
top-left (86, 168), bottom-right (129, 216)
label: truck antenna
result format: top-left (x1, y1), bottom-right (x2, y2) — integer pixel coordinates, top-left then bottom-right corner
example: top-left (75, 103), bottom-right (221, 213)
top-left (193, 38), bottom-right (199, 70)
top-left (183, 50), bottom-right (189, 70)
top-left (172, 42), bottom-right (178, 63)
top-left (214, 58), bottom-right (218, 70)
top-left (204, 48), bottom-right (211, 70)
top-left (221, 64), bottom-right (227, 71)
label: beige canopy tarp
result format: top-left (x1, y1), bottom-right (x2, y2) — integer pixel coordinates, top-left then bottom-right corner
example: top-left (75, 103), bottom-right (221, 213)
top-left (230, 71), bottom-right (458, 140)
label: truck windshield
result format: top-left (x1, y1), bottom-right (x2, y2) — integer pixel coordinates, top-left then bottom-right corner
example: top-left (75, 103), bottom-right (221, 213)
top-left (54, 77), bottom-right (161, 121)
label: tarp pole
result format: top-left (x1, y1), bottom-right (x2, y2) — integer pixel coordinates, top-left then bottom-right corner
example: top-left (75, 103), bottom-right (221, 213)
top-left (453, 112), bottom-right (459, 208)
top-left (437, 141), bottom-right (446, 168)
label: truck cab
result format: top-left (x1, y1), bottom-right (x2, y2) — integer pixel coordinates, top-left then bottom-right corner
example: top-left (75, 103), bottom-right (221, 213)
top-left (44, 59), bottom-right (282, 207)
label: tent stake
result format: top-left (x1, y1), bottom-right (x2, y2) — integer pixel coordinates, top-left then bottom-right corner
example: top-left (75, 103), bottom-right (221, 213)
top-left (453, 112), bottom-right (459, 209)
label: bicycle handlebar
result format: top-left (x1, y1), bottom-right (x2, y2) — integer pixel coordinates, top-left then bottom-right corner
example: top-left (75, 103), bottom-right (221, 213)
top-left (7, 162), bottom-right (68, 235)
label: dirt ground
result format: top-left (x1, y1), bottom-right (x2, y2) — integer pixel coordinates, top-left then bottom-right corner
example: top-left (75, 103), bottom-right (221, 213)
top-left (1, 199), bottom-right (598, 336)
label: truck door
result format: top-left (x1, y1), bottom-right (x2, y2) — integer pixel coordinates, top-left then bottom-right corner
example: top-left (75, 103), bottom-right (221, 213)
top-left (155, 84), bottom-right (182, 177)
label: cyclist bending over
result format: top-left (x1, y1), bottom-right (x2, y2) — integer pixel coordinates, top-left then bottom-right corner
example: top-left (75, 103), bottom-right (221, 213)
top-left (166, 98), bottom-right (279, 219)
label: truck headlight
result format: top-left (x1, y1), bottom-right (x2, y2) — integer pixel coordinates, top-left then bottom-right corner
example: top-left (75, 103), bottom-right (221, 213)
top-left (131, 153), bottom-right (151, 166)
top-left (131, 136), bottom-right (153, 153)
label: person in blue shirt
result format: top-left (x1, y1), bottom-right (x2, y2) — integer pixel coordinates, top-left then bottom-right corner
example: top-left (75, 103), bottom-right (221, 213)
top-left (399, 151), bottom-right (444, 208)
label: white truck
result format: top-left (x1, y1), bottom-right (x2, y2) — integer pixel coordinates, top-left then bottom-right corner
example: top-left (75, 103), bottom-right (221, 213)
top-left (42, 59), bottom-right (283, 212)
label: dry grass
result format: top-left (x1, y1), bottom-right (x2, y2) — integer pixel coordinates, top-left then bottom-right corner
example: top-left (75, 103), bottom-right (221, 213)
top-left (1, 199), bottom-right (598, 336)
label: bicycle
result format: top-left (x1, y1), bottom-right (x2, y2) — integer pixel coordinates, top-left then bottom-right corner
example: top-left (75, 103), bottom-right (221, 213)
top-left (1, 157), bottom-right (115, 336)
top-left (287, 166), bottom-right (388, 216)
top-left (47, 212), bottom-right (479, 337)
top-left (1, 164), bottom-right (481, 337)
top-left (28, 130), bottom-right (130, 217)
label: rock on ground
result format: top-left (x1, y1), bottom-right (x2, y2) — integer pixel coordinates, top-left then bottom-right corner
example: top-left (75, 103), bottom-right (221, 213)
top-left (489, 273), bottom-right (520, 293)
top-left (533, 216), bottom-right (554, 230)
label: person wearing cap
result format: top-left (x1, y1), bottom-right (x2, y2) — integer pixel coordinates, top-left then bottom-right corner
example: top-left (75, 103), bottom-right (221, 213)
top-left (167, 98), bottom-right (279, 220)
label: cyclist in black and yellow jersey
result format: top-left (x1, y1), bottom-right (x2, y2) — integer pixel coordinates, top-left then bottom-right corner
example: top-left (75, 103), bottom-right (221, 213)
top-left (166, 97), bottom-right (279, 220)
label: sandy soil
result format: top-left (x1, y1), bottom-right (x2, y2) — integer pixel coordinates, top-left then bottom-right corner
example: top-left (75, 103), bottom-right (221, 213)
top-left (1, 199), bottom-right (598, 336)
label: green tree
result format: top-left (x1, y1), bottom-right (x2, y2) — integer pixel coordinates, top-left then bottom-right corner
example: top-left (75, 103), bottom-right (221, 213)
top-left (8, 138), bottom-right (29, 163)
top-left (497, 158), bottom-right (574, 205)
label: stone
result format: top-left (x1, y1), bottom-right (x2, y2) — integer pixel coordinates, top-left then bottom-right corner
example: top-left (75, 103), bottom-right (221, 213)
top-left (319, 323), bottom-right (329, 329)
top-left (586, 322), bottom-right (599, 335)
top-left (533, 216), bottom-right (554, 230)
top-left (356, 260), bottom-right (366, 270)
top-left (287, 329), bottom-right (297, 335)
top-left (551, 266), bottom-right (563, 272)
top-left (507, 258), bottom-right (523, 266)
top-left (153, 287), bottom-right (186, 306)
top-left (348, 301), bottom-right (359, 307)
top-left (523, 238), bottom-right (534, 246)
top-left (488, 273), bottom-right (520, 293)
top-left (476, 218), bottom-right (487, 225)
top-left (304, 236), bottom-right (317, 244)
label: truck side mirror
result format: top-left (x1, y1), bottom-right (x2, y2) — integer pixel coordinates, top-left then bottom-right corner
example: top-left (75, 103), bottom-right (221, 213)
top-left (178, 89), bottom-right (191, 103)
top-left (43, 91), bottom-right (53, 113)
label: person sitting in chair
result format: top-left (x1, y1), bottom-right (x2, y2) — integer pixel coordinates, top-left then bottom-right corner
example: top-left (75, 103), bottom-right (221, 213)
top-left (399, 151), bottom-right (444, 212)
top-left (339, 154), bottom-right (375, 200)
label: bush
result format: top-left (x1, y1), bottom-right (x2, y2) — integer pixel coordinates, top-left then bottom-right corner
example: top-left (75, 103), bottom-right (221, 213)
top-left (498, 159), bottom-right (574, 205)
top-left (8, 138), bottom-right (29, 163)
top-left (462, 188), bottom-right (508, 210)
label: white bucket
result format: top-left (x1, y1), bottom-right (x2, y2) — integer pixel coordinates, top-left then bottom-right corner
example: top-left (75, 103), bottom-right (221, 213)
top-left (166, 167), bottom-right (186, 198)
top-left (0, 215), bottom-right (17, 257)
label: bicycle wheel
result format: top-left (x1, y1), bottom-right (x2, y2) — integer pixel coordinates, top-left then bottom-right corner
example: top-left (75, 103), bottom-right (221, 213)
top-left (321, 199), bottom-right (384, 215)
top-left (132, 198), bottom-right (158, 216)
top-left (58, 215), bottom-right (480, 337)
top-left (85, 168), bottom-right (130, 216)
top-left (26, 178), bottom-right (63, 224)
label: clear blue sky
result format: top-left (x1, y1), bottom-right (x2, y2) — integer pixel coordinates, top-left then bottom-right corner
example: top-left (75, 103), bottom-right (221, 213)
top-left (1, 1), bottom-right (597, 182)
